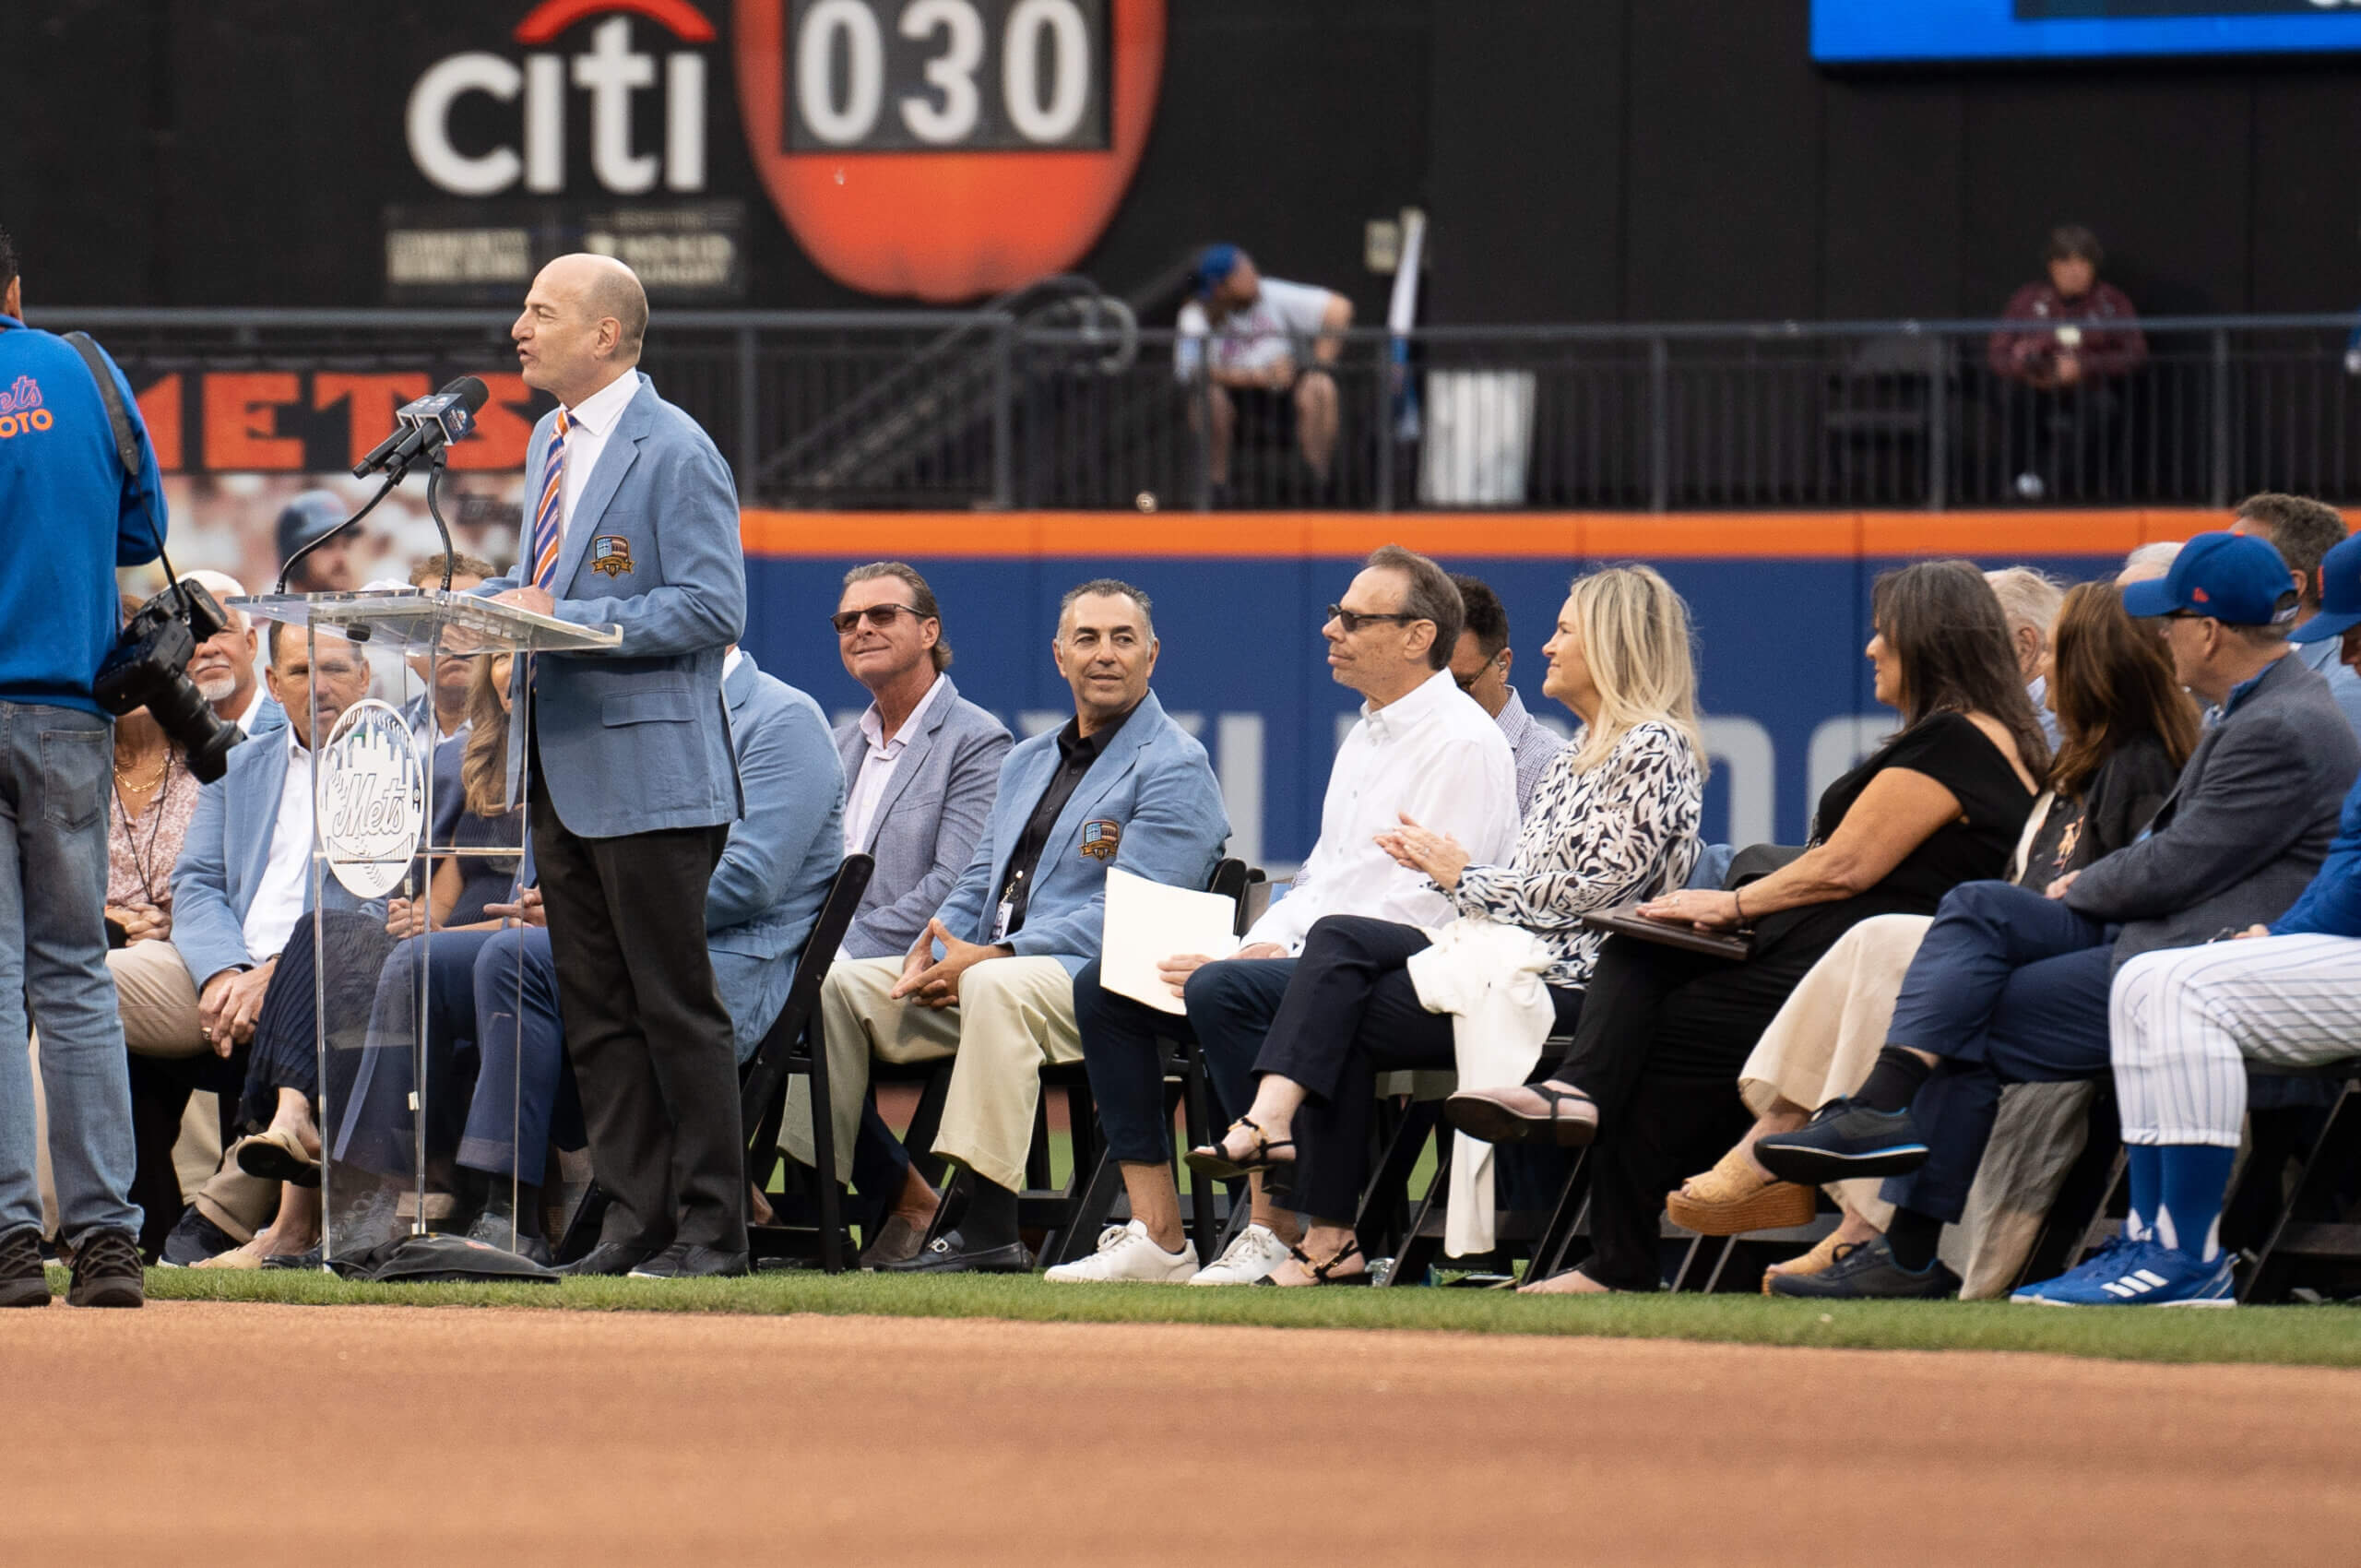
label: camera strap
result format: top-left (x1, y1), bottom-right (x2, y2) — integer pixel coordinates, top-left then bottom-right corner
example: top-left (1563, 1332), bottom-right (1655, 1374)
top-left (59, 329), bottom-right (180, 597)
top-left (63, 331), bottom-right (142, 479)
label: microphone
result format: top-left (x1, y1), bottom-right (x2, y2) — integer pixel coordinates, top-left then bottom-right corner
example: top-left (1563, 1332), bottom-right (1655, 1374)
top-left (352, 376), bottom-right (490, 478)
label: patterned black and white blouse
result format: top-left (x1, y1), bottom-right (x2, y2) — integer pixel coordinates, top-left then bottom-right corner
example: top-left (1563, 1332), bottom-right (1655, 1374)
top-left (1448, 719), bottom-right (1703, 989)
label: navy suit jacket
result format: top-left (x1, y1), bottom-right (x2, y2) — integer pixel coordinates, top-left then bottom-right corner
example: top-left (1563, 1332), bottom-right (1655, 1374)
top-left (931, 690), bottom-right (1228, 978)
top-left (480, 371), bottom-right (745, 837)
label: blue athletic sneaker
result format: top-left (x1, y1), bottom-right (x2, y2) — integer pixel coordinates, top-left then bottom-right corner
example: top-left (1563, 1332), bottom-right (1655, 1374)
top-left (2010, 1239), bottom-right (2236, 1307)
top-left (1753, 1097), bottom-right (1930, 1185)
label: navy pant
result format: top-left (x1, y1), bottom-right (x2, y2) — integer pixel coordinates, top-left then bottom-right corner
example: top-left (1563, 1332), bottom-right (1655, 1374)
top-left (1253, 916), bottom-right (1584, 1224)
top-left (465, 925), bottom-right (584, 1181)
top-left (1073, 956), bottom-right (1297, 1167)
top-left (1880, 880), bottom-right (2117, 1224)
top-left (334, 927), bottom-right (494, 1177)
top-left (240, 910), bottom-right (393, 1134)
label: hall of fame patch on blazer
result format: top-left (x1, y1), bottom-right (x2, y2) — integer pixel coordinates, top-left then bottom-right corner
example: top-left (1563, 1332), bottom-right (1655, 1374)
top-left (590, 535), bottom-right (635, 576)
top-left (1080, 819), bottom-right (1121, 861)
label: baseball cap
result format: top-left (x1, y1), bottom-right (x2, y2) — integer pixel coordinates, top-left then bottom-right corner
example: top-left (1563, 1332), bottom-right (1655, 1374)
top-left (2292, 531), bottom-right (2361, 644)
top-left (1193, 243), bottom-right (1241, 298)
top-left (2118, 530), bottom-right (2299, 627)
top-left (275, 489), bottom-right (348, 561)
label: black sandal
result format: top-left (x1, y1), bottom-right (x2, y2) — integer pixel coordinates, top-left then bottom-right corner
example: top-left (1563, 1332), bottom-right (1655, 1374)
top-left (1259, 1237), bottom-right (1372, 1287)
top-left (1443, 1082), bottom-right (1599, 1148)
top-left (1183, 1116), bottom-right (1298, 1187)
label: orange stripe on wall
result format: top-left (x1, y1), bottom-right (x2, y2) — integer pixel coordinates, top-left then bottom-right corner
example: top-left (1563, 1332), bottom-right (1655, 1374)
top-left (739, 509), bottom-right (2229, 561)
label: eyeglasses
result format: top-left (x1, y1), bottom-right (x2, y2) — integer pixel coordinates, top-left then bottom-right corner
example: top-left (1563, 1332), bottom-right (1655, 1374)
top-left (830, 604), bottom-right (926, 635)
top-left (1453, 652), bottom-right (1507, 691)
top-left (1327, 604), bottom-right (1426, 635)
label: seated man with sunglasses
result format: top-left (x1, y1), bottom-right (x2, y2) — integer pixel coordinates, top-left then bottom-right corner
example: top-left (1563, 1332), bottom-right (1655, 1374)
top-left (1058, 545), bottom-right (1519, 1286)
top-left (1449, 573), bottom-right (1564, 818)
top-left (818, 562), bottom-right (1012, 1265)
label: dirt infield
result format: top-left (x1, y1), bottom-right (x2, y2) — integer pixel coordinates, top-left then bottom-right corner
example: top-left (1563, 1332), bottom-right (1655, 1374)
top-left (14, 1302), bottom-right (2357, 1566)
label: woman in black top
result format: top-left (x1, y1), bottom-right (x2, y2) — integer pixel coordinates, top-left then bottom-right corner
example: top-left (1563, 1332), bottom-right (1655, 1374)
top-left (1447, 560), bottom-right (2047, 1293)
top-left (1668, 579), bottom-right (2199, 1276)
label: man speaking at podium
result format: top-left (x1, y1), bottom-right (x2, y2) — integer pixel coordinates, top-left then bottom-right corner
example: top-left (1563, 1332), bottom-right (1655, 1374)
top-left (483, 254), bottom-right (750, 1278)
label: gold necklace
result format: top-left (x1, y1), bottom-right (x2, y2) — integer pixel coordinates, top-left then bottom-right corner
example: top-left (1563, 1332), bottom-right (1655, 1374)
top-left (113, 751), bottom-right (169, 790)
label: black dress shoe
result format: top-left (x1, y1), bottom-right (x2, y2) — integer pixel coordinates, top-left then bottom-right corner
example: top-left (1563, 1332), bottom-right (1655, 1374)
top-left (553, 1241), bottom-right (659, 1277)
top-left (879, 1230), bottom-right (1031, 1275)
top-left (628, 1242), bottom-right (751, 1279)
top-left (159, 1206), bottom-right (242, 1268)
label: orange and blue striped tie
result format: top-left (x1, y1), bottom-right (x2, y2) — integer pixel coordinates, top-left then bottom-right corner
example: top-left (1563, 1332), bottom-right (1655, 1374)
top-left (529, 408), bottom-right (570, 591)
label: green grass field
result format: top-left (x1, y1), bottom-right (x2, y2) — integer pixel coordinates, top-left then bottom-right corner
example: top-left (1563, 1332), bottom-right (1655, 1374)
top-left (115, 1265), bottom-right (2361, 1370)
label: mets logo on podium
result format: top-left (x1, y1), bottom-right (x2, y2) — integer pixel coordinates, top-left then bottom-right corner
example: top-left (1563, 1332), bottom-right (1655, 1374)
top-left (317, 700), bottom-right (428, 899)
top-left (736, 0), bottom-right (1165, 301)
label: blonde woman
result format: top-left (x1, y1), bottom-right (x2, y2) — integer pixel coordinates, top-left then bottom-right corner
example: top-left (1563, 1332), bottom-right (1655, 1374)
top-left (1192, 565), bottom-right (1706, 1286)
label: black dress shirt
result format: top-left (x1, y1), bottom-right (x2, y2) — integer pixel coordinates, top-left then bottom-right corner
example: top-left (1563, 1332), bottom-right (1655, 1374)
top-left (993, 702), bottom-right (1136, 938)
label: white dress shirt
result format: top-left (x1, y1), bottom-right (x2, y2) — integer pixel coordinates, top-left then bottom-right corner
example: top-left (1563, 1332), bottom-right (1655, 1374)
top-left (231, 685), bottom-right (269, 736)
top-left (843, 673), bottom-right (944, 855)
top-left (553, 370), bottom-right (644, 549)
top-left (1246, 668), bottom-right (1520, 954)
top-left (242, 730), bottom-right (315, 963)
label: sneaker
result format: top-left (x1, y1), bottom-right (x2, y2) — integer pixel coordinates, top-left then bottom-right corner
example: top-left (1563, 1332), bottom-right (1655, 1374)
top-left (158, 1206), bottom-right (243, 1268)
top-left (0, 1226), bottom-right (49, 1308)
top-left (1754, 1098), bottom-right (1930, 1185)
top-left (1044, 1220), bottom-right (1199, 1284)
top-left (1765, 1236), bottom-right (1958, 1300)
top-left (65, 1227), bottom-right (145, 1308)
top-left (2011, 1239), bottom-right (2236, 1308)
top-left (1188, 1222), bottom-right (1291, 1287)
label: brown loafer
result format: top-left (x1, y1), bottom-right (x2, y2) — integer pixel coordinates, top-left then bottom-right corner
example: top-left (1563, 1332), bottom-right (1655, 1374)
top-left (1443, 1083), bottom-right (1598, 1148)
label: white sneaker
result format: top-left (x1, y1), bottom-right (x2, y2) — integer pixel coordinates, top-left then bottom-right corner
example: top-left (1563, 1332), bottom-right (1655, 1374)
top-left (1188, 1222), bottom-right (1292, 1286)
top-left (1042, 1220), bottom-right (1199, 1284)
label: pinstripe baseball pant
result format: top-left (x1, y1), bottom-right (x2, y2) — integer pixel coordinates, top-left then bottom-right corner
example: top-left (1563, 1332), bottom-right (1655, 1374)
top-left (2111, 933), bottom-right (2361, 1148)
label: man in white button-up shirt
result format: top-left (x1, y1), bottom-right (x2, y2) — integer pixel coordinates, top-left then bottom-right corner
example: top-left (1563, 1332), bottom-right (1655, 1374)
top-left (1062, 545), bottom-right (1518, 1285)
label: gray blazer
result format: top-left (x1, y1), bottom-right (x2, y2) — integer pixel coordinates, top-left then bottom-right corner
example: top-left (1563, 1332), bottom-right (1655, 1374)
top-left (479, 372), bottom-right (745, 838)
top-left (835, 676), bottom-right (1013, 959)
top-left (2067, 653), bottom-right (2361, 967)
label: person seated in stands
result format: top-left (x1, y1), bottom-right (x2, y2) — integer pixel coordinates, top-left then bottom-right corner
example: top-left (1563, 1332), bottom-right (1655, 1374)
top-left (1178, 244), bottom-right (1353, 499)
top-left (181, 569), bottom-right (279, 738)
top-left (1669, 581), bottom-right (2195, 1291)
top-left (2225, 493), bottom-right (2361, 738)
top-left (1448, 573), bottom-right (1565, 817)
top-left (1755, 533), bottom-right (2361, 1299)
top-left (789, 580), bottom-right (1227, 1275)
top-left (1053, 567), bottom-right (1704, 1287)
top-left (2014, 560), bottom-right (2361, 1306)
top-left (397, 551), bottom-right (495, 747)
top-left (329, 646), bottom-right (845, 1267)
top-left (823, 562), bottom-right (1012, 1266)
top-left (1448, 561), bottom-right (2044, 1295)
top-left (1988, 225), bottom-right (2146, 503)
top-left (1984, 567), bottom-right (2064, 748)
top-left (151, 624), bottom-right (381, 1265)
top-left (275, 490), bottom-right (362, 595)
top-left (1068, 548), bottom-right (1517, 1286)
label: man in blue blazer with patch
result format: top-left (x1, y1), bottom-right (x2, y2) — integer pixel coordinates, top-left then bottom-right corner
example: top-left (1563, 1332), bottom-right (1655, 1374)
top-left (792, 579), bottom-right (1229, 1273)
top-left (482, 255), bottom-right (749, 1279)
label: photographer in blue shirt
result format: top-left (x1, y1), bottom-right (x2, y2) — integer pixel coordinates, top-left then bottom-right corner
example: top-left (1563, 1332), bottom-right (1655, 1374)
top-left (0, 224), bottom-right (169, 1308)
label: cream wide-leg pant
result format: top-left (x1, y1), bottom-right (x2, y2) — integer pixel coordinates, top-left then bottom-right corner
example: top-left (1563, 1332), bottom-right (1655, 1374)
top-left (782, 955), bottom-right (1082, 1193)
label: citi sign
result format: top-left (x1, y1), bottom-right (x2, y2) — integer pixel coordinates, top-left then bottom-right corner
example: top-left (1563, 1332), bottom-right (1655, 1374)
top-left (406, 0), bottom-right (715, 196)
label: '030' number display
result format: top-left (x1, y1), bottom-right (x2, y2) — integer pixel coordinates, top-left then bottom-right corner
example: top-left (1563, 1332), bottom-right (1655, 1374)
top-left (787, 0), bottom-right (1108, 151)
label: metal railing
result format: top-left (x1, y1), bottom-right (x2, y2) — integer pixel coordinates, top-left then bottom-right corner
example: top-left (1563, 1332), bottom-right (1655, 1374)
top-left (55, 307), bottom-right (2361, 510)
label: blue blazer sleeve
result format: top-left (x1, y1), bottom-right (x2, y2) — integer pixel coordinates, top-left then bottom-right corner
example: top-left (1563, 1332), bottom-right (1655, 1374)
top-left (1003, 742), bottom-right (1228, 965)
top-left (552, 434), bottom-right (745, 657)
top-left (170, 779), bottom-right (249, 984)
top-left (707, 691), bottom-right (844, 932)
top-left (846, 721), bottom-right (1013, 957)
top-left (930, 822), bottom-right (1001, 956)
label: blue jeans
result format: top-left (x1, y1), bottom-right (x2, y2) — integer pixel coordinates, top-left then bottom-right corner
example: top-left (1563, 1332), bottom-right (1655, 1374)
top-left (0, 703), bottom-right (138, 1239)
top-left (1880, 880), bottom-right (2117, 1224)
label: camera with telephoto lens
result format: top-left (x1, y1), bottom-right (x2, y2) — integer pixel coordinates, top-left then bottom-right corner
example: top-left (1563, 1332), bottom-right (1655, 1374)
top-left (94, 579), bottom-right (245, 783)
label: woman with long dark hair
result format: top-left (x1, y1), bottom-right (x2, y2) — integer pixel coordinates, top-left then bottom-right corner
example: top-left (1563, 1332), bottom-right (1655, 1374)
top-left (1667, 581), bottom-right (2197, 1292)
top-left (1448, 560), bottom-right (2046, 1294)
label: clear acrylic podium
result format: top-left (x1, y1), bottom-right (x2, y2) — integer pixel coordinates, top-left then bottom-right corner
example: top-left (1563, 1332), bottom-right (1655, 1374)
top-left (231, 590), bottom-right (618, 1265)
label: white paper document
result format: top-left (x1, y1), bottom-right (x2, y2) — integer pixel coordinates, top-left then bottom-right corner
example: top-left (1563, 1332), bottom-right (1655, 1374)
top-left (1099, 867), bottom-right (1242, 1016)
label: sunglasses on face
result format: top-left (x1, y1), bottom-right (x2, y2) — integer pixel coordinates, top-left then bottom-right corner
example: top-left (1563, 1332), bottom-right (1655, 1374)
top-left (831, 604), bottom-right (926, 635)
top-left (1453, 652), bottom-right (1508, 691)
top-left (1327, 604), bottom-right (1425, 636)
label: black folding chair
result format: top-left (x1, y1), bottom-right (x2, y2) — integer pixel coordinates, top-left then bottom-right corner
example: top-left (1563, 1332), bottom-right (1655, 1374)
top-left (558, 853), bottom-right (875, 1271)
top-left (2241, 1063), bottom-right (2361, 1303)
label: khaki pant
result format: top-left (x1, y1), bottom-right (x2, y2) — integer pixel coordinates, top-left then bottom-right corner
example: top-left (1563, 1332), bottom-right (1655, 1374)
top-left (783, 955), bottom-right (1080, 1193)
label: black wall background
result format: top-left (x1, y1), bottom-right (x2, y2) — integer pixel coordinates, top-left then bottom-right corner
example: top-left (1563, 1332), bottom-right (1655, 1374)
top-left (6, 0), bottom-right (2361, 322)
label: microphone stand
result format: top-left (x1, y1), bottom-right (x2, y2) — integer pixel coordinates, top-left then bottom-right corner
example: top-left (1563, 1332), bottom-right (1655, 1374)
top-left (273, 470), bottom-right (403, 597)
top-left (424, 447), bottom-right (457, 596)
